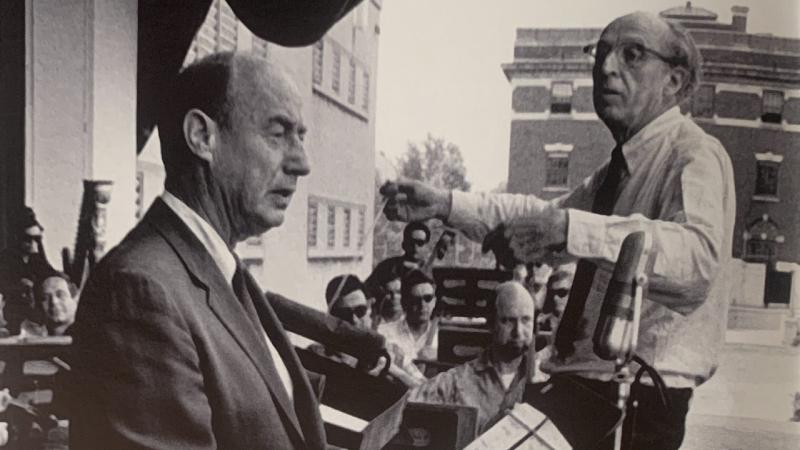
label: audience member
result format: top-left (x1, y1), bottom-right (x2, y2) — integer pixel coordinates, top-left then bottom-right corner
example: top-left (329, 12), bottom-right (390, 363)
top-left (368, 221), bottom-right (430, 283)
top-left (36, 273), bottom-right (79, 336)
top-left (0, 207), bottom-right (56, 335)
top-left (409, 281), bottom-right (535, 433)
top-left (367, 265), bottom-right (404, 329)
top-left (309, 275), bottom-right (372, 365)
top-left (378, 269), bottom-right (438, 383)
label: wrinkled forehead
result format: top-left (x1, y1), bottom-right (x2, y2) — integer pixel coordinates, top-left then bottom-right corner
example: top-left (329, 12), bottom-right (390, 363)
top-left (600, 12), bottom-right (671, 50)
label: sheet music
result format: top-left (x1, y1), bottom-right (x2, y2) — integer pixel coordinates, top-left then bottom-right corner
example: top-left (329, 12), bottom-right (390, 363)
top-left (465, 402), bottom-right (571, 450)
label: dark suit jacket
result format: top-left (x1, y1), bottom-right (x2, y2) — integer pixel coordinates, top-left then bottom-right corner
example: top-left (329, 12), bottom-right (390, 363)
top-left (70, 199), bottom-right (327, 449)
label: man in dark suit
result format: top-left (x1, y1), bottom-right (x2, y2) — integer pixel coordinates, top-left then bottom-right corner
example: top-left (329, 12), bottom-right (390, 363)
top-left (70, 52), bottom-right (326, 449)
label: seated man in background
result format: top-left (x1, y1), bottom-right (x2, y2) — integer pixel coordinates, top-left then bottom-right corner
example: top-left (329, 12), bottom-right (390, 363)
top-left (309, 274), bottom-right (372, 364)
top-left (409, 281), bottom-right (535, 434)
top-left (36, 273), bottom-right (79, 337)
top-left (368, 221), bottom-right (430, 283)
top-left (366, 264), bottom-right (404, 329)
top-left (19, 272), bottom-right (80, 337)
top-left (378, 269), bottom-right (438, 383)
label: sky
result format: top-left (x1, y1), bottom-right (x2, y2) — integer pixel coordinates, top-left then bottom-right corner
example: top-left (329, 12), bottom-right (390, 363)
top-left (374, 0), bottom-right (800, 191)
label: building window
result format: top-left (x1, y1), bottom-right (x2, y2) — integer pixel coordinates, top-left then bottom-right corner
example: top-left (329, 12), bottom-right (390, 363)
top-left (347, 59), bottom-right (357, 104)
top-left (743, 214), bottom-right (783, 263)
top-left (217, 0), bottom-right (238, 52)
top-left (550, 82), bottom-right (573, 114)
top-left (357, 208), bottom-right (366, 248)
top-left (184, 0), bottom-right (239, 66)
top-left (343, 208), bottom-right (352, 247)
top-left (692, 85), bottom-right (715, 118)
top-left (312, 40), bottom-right (324, 85)
top-left (754, 161), bottom-right (780, 198)
top-left (307, 201), bottom-right (318, 248)
top-left (327, 205), bottom-right (337, 248)
top-left (332, 46), bottom-right (341, 94)
top-left (762, 90), bottom-right (784, 124)
top-left (362, 72), bottom-right (370, 111)
top-left (545, 154), bottom-right (569, 187)
top-left (135, 171), bottom-right (144, 220)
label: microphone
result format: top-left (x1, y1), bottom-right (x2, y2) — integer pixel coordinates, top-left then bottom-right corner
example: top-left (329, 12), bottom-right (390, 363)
top-left (593, 231), bottom-right (646, 361)
top-left (266, 291), bottom-right (388, 366)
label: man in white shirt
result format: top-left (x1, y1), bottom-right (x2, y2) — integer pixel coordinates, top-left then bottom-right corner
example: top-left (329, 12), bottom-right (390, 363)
top-left (70, 53), bottom-right (327, 449)
top-left (381, 12), bottom-right (735, 450)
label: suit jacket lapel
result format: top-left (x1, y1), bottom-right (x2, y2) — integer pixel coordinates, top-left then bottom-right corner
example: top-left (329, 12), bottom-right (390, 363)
top-left (145, 200), bottom-right (309, 446)
top-left (243, 274), bottom-right (327, 450)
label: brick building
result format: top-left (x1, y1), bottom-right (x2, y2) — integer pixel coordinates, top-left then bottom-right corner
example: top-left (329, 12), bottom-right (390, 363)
top-left (502, 3), bottom-right (800, 307)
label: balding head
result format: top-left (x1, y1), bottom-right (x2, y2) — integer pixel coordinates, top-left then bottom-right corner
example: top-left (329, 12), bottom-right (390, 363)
top-left (492, 281), bottom-right (535, 361)
top-left (592, 11), bottom-right (701, 142)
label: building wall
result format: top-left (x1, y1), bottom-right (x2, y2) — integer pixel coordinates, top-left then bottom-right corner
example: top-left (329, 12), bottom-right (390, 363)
top-left (26, 0), bottom-right (138, 268)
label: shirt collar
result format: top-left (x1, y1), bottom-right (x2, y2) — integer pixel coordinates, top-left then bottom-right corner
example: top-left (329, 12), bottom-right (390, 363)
top-left (619, 106), bottom-right (682, 174)
top-left (161, 191), bottom-right (238, 284)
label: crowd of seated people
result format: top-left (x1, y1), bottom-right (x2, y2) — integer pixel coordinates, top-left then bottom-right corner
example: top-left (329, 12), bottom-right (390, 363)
top-left (309, 221), bottom-right (577, 439)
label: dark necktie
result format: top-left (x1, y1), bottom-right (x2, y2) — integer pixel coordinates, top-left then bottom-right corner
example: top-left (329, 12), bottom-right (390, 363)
top-left (232, 265), bottom-right (264, 333)
top-left (554, 146), bottom-right (626, 357)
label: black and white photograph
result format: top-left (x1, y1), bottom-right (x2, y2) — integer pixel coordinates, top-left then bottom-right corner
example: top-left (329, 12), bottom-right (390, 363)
top-left (0, 0), bottom-right (798, 448)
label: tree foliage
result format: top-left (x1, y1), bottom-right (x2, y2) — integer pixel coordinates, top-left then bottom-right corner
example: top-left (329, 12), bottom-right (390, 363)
top-left (398, 134), bottom-right (471, 191)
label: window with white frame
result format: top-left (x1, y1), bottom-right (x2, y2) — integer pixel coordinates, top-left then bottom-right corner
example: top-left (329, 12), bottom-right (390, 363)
top-left (184, 0), bottom-right (239, 66)
top-left (308, 197), bottom-right (367, 259)
top-left (762, 90), bottom-right (784, 124)
top-left (332, 46), bottom-right (342, 93)
top-left (307, 201), bottom-right (318, 248)
top-left (327, 205), bottom-right (337, 248)
top-left (362, 71), bottom-right (370, 111)
top-left (753, 151), bottom-right (783, 200)
top-left (312, 40), bottom-right (324, 85)
top-left (347, 58), bottom-right (357, 104)
top-left (543, 143), bottom-right (574, 189)
top-left (550, 82), bottom-right (573, 114)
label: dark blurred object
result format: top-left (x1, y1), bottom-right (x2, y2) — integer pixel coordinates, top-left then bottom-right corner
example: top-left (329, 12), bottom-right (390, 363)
top-left (62, 180), bottom-right (112, 287)
top-left (136, 0), bottom-right (362, 153)
top-left (384, 402), bottom-right (478, 450)
top-left (436, 325), bottom-right (491, 367)
top-left (267, 291), bottom-right (388, 370)
top-left (481, 224), bottom-right (521, 270)
top-left (433, 229), bottom-right (456, 261)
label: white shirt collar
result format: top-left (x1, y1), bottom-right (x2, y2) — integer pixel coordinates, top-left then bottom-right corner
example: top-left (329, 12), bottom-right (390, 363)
top-left (160, 191), bottom-right (238, 284)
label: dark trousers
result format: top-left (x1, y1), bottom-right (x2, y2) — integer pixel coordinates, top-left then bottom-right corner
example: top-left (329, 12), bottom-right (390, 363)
top-left (526, 375), bottom-right (692, 450)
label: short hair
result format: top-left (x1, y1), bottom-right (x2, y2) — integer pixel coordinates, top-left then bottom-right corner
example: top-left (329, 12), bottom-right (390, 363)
top-left (400, 269), bottom-right (434, 299)
top-left (403, 221), bottom-right (430, 243)
top-left (157, 52), bottom-right (236, 182)
top-left (15, 206), bottom-right (43, 233)
top-left (35, 272), bottom-right (79, 302)
top-left (325, 274), bottom-right (365, 309)
top-left (662, 20), bottom-right (702, 102)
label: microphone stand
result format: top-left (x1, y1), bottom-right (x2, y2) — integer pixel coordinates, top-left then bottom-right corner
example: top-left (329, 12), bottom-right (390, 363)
top-left (610, 273), bottom-right (647, 450)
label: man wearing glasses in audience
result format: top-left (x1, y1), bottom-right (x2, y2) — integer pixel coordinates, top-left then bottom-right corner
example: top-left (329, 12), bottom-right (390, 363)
top-left (382, 12), bottom-right (735, 449)
top-left (369, 221), bottom-right (430, 281)
top-left (309, 275), bottom-right (372, 364)
top-left (378, 269), bottom-right (438, 382)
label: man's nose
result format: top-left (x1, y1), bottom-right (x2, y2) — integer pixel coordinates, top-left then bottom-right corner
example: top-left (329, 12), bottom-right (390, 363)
top-left (285, 137), bottom-right (311, 177)
top-left (600, 48), bottom-right (622, 75)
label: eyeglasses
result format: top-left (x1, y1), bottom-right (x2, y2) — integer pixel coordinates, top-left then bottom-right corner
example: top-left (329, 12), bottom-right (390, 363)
top-left (409, 239), bottom-right (427, 247)
top-left (21, 234), bottom-right (42, 243)
top-left (583, 42), bottom-right (683, 68)
top-left (408, 294), bottom-right (435, 304)
top-left (331, 305), bottom-right (369, 320)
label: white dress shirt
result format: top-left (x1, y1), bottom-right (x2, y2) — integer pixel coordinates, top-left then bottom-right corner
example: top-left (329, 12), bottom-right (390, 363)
top-left (161, 191), bottom-right (294, 400)
top-left (448, 107), bottom-right (736, 388)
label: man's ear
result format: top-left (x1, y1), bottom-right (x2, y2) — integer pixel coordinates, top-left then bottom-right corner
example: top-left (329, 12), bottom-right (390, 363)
top-left (665, 66), bottom-right (689, 100)
top-left (182, 108), bottom-right (218, 164)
